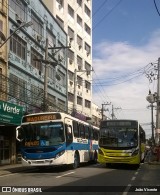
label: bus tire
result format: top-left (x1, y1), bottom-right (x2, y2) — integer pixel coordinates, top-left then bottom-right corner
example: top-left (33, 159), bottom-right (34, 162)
top-left (72, 152), bottom-right (79, 169)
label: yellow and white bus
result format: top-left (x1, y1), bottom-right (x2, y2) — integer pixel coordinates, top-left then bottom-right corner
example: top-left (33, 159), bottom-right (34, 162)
top-left (16, 112), bottom-right (99, 169)
top-left (98, 120), bottom-right (146, 167)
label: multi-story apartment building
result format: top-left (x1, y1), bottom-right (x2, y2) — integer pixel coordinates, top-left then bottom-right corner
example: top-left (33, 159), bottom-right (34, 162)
top-left (0, 0), bottom-right (68, 165)
top-left (43, 0), bottom-right (93, 120)
top-left (0, 0), bottom-right (8, 101)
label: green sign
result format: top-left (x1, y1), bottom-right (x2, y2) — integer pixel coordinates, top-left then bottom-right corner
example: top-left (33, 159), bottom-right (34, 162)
top-left (0, 100), bottom-right (23, 125)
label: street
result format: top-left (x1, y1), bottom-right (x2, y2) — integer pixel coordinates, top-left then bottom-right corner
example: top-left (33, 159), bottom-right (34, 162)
top-left (0, 162), bottom-right (160, 195)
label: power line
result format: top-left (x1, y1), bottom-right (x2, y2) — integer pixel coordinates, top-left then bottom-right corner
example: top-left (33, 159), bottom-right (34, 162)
top-left (93, 0), bottom-right (123, 30)
top-left (153, 0), bottom-right (160, 17)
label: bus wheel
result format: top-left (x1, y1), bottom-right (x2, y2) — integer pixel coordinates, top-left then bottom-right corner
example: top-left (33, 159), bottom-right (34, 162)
top-left (72, 152), bottom-right (79, 169)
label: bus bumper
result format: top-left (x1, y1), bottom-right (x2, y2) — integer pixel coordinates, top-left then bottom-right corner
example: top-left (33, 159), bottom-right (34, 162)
top-left (21, 155), bottom-right (66, 167)
top-left (98, 154), bottom-right (140, 165)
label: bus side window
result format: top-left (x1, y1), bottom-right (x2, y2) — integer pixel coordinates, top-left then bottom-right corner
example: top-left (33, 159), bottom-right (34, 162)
top-left (79, 123), bottom-right (85, 138)
top-left (73, 121), bottom-right (79, 137)
top-left (93, 129), bottom-right (98, 141)
top-left (65, 124), bottom-right (73, 142)
top-left (85, 126), bottom-right (89, 139)
top-left (90, 128), bottom-right (94, 140)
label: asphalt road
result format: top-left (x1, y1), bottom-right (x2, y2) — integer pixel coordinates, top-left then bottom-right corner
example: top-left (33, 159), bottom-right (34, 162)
top-left (0, 162), bottom-right (160, 195)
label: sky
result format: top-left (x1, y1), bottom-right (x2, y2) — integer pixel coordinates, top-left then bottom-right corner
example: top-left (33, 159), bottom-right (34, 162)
top-left (92, 0), bottom-right (160, 138)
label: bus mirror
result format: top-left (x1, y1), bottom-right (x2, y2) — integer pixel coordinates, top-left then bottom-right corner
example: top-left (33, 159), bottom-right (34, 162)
top-left (16, 126), bottom-right (24, 142)
top-left (66, 126), bottom-right (73, 142)
top-left (67, 126), bottom-right (72, 134)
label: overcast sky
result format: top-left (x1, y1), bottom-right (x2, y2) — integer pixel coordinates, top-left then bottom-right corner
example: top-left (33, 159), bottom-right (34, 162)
top-left (92, 0), bottom-right (160, 138)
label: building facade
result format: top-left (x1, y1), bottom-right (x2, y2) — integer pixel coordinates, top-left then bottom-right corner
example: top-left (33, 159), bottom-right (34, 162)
top-left (43, 0), bottom-right (93, 119)
top-left (0, 0), bottom-right (68, 165)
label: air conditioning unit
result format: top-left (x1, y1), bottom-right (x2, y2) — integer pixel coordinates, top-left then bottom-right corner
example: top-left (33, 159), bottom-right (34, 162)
top-left (15, 14), bottom-right (23, 24)
top-left (70, 81), bottom-right (73, 85)
top-left (58, 4), bottom-right (62, 9)
top-left (78, 45), bottom-right (82, 50)
top-left (87, 52), bottom-right (90, 56)
top-left (69, 59), bottom-right (73, 64)
top-left (37, 35), bottom-right (42, 42)
top-left (58, 55), bottom-right (63, 62)
top-left (78, 66), bottom-right (81, 70)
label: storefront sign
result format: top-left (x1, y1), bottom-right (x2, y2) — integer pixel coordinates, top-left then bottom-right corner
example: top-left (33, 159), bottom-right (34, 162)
top-left (0, 100), bottom-right (23, 125)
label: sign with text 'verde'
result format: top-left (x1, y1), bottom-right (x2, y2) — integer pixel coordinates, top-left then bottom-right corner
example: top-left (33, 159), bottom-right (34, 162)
top-left (0, 100), bottom-right (23, 125)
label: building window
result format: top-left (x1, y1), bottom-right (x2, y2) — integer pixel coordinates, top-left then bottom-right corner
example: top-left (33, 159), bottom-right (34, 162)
top-left (48, 66), bottom-right (55, 80)
top-left (31, 48), bottom-right (43, 72)
top-left (10, 32), bottom-right (27, 60)
top-left (68, 5), bottom-right (74, 18)
top-left (68, 92), bottom-right (74, 102)
top-left (30, 84), bottom-right (43, 106)
top-left (77, 15), bottom-right (82, 27)
top-left (68, 26), bottom-right (74, 40)
top-left (85, 81), bottom-right (91, 90)
top-left (85, 23), bottom-right (91, 35)
top-left (48, 94), bottom-right (56, 109)
top-left (77, 55), bottom-right (82, 69)
top-left (58, 98), bottom-right (65, 111)
top-left (47, 30), bottom-right (56, 48)
top-left (31, 12), bottom-right (43, 36)
top-left (10, 0), bottom-right (27, 21)
top-left (77, 35), bottom-right (82, 48)
top-left (85, 61), bottom-right (91, 75)
top-left (68, 49), bottom-right (74, 61)
top-left (56, 16), bottom-right (64, 28)
top-left (77, 76), bottom-right (82, 86)
top-left (85, 42), bottom-right (91, 55)
top-left (77, 96), bottom-right (82, 105)
top-left (77, 0), bottom-right (82, 7)
top-left (85, 5), bottom-right (91, 17)
top-left (85, 99), bottom-right (91, 108)
top-left (0, 68), bottom-right (2, 92)
top-left (68, 70), bottom-right (74, 81)
top-left (9, 74), bottom-right (27, 101)
top-left (56, 0), bottom-right (63, 8)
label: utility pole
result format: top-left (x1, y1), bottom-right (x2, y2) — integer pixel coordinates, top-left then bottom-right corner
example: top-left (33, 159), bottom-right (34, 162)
top-left (111, 105), bottom-right (121, 119)
top-left (101, 102), bottom-right (111, 120)
top-left (73, 69), bottom-right (77, 112)
top-left (146, 91), bottom-right (156, 146)
top-left (156, 57), bottom-right (160, 143)
top-left (34, 40), bottom-right (71, 112)
top-left (44, 38), bottom-right (49, 111)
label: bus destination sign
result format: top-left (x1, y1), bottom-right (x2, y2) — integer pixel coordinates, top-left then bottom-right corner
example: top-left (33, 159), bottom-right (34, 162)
top-left (22, 113), bottom-right (61, 123)
top-left (101, 120), bottom-right (137, 128)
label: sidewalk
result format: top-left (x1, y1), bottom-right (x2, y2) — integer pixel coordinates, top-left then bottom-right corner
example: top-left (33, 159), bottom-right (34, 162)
top-left (0, 163), bottom-right (35, 176)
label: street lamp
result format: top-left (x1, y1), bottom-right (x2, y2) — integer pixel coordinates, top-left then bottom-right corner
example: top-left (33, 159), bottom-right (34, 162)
top-left (146, 91), bottom-right (156, 146)
top-left (0, 21), bottom-right (32, 48)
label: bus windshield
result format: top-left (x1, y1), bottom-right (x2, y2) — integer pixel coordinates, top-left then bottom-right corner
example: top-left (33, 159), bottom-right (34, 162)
top-left (21, 122), bottom-right (65, 147)
top-left (99, 127), bottom-right (138, 148)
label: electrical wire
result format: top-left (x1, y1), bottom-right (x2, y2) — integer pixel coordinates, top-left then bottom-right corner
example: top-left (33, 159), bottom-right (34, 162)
top-left (153, 0), bottom-right (160, 17)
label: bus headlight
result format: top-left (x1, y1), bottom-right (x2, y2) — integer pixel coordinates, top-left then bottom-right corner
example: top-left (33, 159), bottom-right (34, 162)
top-left (55, 150), bottom-right (65, 159)
top-left (132, 149), bottom-right (139, 156)
top-left (98, 148), bottom-right (104, 155)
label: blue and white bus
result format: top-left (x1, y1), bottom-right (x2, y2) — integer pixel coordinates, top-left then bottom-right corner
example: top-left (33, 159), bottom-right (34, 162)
top-left (16, 112), bottom-right (99, 168)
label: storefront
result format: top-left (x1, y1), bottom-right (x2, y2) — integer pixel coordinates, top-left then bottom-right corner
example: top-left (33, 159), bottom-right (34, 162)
top-left (0, 100), bottom-right (23, 165)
